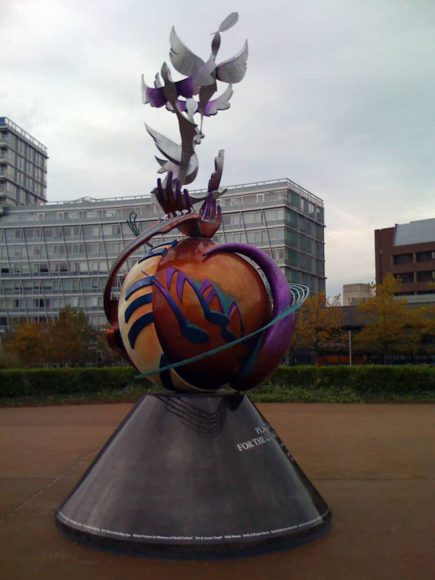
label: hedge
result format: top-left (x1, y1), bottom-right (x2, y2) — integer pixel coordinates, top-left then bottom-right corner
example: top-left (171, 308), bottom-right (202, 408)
top-left (269, 365), bottom-right (435, 394)
top-left (0, 367), bottom-right (145, 398)
top-left (0, 365), bottom-right (434, 400)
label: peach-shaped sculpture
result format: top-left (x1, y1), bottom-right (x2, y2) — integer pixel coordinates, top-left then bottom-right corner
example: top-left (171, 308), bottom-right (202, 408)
top-left (118, 238), bottom-right (271, 391)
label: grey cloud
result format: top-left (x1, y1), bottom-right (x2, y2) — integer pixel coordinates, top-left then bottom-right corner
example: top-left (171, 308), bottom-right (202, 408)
top-left (1, 0), bottom-right (435, 298)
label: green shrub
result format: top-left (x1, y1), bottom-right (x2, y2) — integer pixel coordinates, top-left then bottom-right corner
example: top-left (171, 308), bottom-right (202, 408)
top-left (0, 365), bottom-right (434, 403)
top-left (0, 367), bottom-right (149, 398)
top-left (271, 365), bottom-right (319, 389)
top-left (269, 364), bottom-right (435, 394)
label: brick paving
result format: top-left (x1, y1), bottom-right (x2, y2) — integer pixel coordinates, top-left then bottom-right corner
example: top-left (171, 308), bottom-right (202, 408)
top-left (0, 402), bottom-right (434, 580)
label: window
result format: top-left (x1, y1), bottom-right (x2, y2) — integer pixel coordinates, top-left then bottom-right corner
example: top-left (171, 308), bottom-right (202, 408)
top-left (393, 254), bottom-right (413, 265)
top-left (416, 271), bottom-right (435, 282)
top-left (222, 213), bottom-right (241, 227)
top-left (285, 230), bottom-right (297, 246)
top-left (299, 236), bottom-right (313, 253)
top-left (264, 208), bottom-right (284, 224)
top-left (288, 191), bottom-right (300, 208)
top-left (44, 226), bottom-right (61, 239)
top-left (416, 251), bottom-right (435, 263)
top-left (83, 225), bottom-right (101, 238)
top-left (247, 230), bottom-right (268, 244)
top-left (243, 211), bottom-right (263, 226)
top-left (396, 272), bottom-right (414, 283)
top-left (285, 210), bottom-right (297, 227)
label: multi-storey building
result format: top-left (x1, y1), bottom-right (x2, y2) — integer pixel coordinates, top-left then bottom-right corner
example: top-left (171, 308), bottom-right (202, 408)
top-left (375, 218), bottom-right (435, 297)
top-left (0, 117), bottom-right (48, 207)
top-left (342, 283), bottom-right (371, 306)
top-left (0, 178), bottom-right (325, 333)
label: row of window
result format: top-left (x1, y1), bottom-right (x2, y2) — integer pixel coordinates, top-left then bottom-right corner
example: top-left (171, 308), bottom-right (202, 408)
top-left (0, 163), bottom-right (46, 187)
top-left (1, 154), bottom-right (46, 180)
top-left (0, 132), bottom-right (47, 167)
top-left (222, 210), bottom-right (323, 236)
top-left (395, 271), bottom-right (435, 283)
top-left (0, 180), bottom-right (45, 200)
top-left (218, 190), bottom-right (324, 222)
top-left (393, 251), bottom-right (435, 265)
top-left (1, 295), bottom-right (102, 311)
top-left (1, 218), bottom-right (324, 245)
top-left (1, 260), bottom-right (112, 276)
top-left (0, 277), bottom-right (107, 294)
top-left (0, 169), bottom-right (45, 193)
top-left (0, 249), bottom-right (324, 277)
top-left (284, 269), bottom-right (324, 292)
top-left (2, 241), bottom-right (125, 260)
top-left (1, 223), bottom-right (128, 242)
top-left (0, 195), bottom-right (323, 231)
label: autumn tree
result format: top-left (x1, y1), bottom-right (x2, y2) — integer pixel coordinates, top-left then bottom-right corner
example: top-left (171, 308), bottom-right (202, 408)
top-left (96, 327), bottom-right (124, 366)
top-left (290, 292), bottom-right (343, 363)
top-left (2, 321), bottom-right (49, 368)
top-left (353, 275), bottom-right (428, 363)
top-left (46, 307), bottom-right (97, 367)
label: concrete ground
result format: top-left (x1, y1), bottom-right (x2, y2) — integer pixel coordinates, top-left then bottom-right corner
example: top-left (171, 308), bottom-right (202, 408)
top-left (0, 402), bottom-right (434, 580)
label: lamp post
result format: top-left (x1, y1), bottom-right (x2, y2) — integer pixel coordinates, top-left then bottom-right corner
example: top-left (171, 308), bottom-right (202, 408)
top-left (348, 329), bottom-right (352, 366)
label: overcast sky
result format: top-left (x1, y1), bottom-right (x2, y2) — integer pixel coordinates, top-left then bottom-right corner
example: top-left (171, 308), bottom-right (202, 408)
top-left (1, 0), bottom-right (434, 297)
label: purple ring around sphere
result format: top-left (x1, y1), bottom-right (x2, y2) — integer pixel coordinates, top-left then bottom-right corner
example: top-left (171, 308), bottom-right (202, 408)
top-left (204, 243), bottom-right (294, 389)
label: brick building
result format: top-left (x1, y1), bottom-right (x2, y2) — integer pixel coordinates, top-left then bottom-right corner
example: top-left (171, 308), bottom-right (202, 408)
top-left (375, 218), bottom-right (435, 297)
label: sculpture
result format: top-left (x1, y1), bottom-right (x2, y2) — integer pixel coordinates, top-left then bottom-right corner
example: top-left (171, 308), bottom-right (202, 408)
top-left (104, 12), bottom-right (306, 393)
top-left (56, 13), bottom-right (331, 558)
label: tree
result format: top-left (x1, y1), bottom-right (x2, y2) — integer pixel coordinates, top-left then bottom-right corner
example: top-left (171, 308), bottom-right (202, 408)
top-left (2, 321), bottom-right (49, 368)
top-left (96, 327), bottom-right (124, 366)
top-left (290, 292), bottom-right (343, 363)
top-left (47, 307), bottom-right (97, 367)
top-left (353, 275), bottom-right (428, 363)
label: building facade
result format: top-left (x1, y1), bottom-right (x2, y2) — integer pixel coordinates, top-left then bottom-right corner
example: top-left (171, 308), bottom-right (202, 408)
top-left (375, 218), bottom-right (435, 297)
top-left (0, 117), bottom-right (48, 207)
top-left (0, 178), bottom-right (325, 333)
top-left (342, 283), bottom-right (371, 306)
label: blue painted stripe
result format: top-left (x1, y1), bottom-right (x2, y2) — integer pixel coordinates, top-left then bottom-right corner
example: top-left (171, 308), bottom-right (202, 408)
top-left (128, 312), bottom-right (155, 349)
top-left (151, 240), bottom-right (178, 250)
top-left (138, 247), bottom-right (168, 262)
top-left (138, 240), bottom-right (178, 263)
top-left (124, 294), bottom-right (153, 323)
top-left (125, 276), bottom-right (155, 300)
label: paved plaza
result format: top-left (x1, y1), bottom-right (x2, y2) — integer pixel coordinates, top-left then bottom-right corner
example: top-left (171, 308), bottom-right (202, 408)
top-left (0, 402), bottom-right (434, 580)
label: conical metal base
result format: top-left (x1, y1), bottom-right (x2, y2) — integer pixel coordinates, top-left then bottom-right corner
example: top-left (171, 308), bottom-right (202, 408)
top-left (56, 394), bottom-right (331, 558)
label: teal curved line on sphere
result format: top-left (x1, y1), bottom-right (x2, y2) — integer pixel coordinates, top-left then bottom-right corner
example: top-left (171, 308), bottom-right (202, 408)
top-left (136, 284), bottom-right (309, 379)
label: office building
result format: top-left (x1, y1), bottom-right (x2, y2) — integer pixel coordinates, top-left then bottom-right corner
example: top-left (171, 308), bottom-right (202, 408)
top-left (342, 283), bottom-right (371, 306)
top-left (0, 117), bottom-right (48, 207)
top-left (0, 178), bottom-right (325, 333)
top-left (375, 218), bottom-right (435, 297)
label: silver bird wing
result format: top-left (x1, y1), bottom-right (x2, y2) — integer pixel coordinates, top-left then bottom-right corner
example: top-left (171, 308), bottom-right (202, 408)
top-left (154, 156), bottom-right (199, 185)
top-left (215, 40), bottom-right (248, 84)
top-left (145, 123), bottom-right (181, 165)
top-left (201, 84), bottom-right (233, 116)
top-left (218, 12), bottom-right (239, 33)
top-left (169, 27), bottom-right (205, 77)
